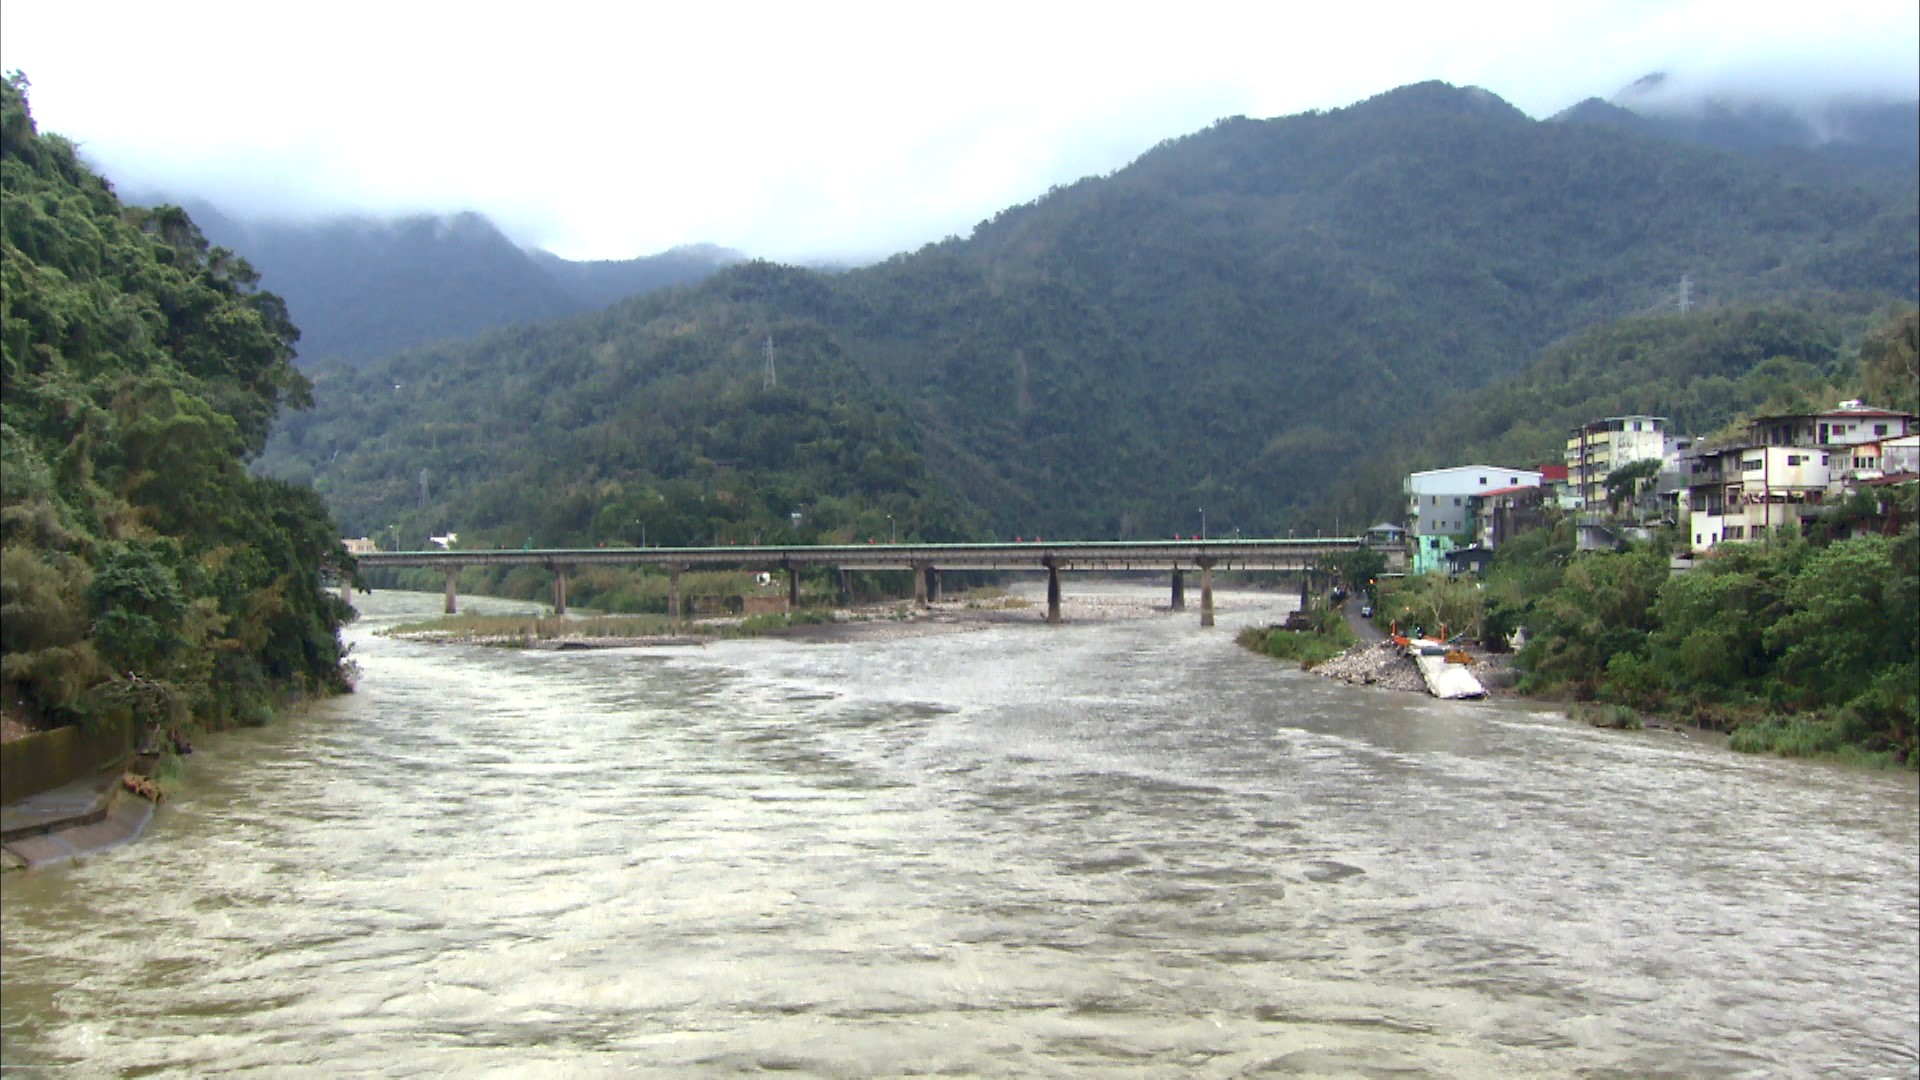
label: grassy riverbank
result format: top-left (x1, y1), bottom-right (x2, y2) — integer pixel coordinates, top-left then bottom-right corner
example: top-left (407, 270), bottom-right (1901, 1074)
top-left (1234, 608), bottom-right (1356, 668)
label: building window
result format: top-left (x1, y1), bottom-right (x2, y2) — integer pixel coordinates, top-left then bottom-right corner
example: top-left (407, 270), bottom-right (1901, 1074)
top-left (1742, 459), bottom-right (1762, 472)
top-left (1479, 477), bottom-right (1487, 485)
top-left (1453, 497), bottom-right (1461, 506)
top-left (1875, 424), bottom-right (1889, 436)
top-left (1787, 454), bottom-right (1802, 466)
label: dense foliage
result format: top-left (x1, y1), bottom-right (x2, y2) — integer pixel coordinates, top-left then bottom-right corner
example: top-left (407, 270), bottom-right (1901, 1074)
top-left (262, 82), bottom-right (1917, 547)
top-left (1374, 509), bottom-right (1920, 766)
top-left (1, 76), bottom-right (353, 738)
top-left (1236, 605), bottom-right (1357, 669)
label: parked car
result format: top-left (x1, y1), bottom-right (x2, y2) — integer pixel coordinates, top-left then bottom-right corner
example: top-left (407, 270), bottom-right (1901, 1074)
top-left (1360, 604), bottom-right (1373, 618)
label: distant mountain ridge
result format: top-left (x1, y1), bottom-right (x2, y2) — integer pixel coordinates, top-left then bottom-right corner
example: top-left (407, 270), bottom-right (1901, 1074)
top-left (121, 194), bottom-right (744, 365)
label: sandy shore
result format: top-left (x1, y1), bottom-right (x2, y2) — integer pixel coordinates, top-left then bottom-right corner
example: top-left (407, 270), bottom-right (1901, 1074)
top-left (385, 588), bottom-right (1199, 650)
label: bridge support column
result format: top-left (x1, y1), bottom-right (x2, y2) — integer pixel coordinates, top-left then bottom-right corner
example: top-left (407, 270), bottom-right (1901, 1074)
top-left (788, 566), bottom-right (800, 612)
top-left (1046, 562), bottom-right (1062, 625)
top-left (1200, 563), bottom-right (1214, 628)
top-left (926, 565), bottom-right (941, 603)
top-left (913, 562), bottom-right (929, 606)
top-left (445, 570), bottom-right (458, 615)
top-left (1170, 568), bottom-right (1185, 611)
top-left (668, 566), bottom-right (683, 620)
top-left (839, 568), bottom-right (853, 604)
top-left (553, 567), bottom-right (568, 616)
top-left (1300, 571), bottom-right (1310, 608)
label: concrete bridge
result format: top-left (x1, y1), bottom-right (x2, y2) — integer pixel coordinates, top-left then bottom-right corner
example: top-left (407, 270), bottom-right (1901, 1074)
top-left (353, 538), bottom-right (1397, 626)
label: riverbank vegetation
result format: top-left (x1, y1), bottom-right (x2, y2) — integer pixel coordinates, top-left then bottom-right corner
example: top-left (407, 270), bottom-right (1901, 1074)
top-left (1369, 508), bottom-right (1919, 768)
top-left (2, 77), bottom-right (352, 744)
top-left (1236, 606), bottom-right (1357, 668)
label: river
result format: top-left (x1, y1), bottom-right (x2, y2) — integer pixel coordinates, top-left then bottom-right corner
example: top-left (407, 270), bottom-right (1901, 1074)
top-left (3, 584), bottom-right (1916, 1076)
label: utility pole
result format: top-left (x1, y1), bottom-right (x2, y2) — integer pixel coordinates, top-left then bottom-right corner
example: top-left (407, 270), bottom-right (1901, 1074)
top-left (418, 468), bottom-right (429, 510)
top-left (764, 335), bottom-right (776, 390)
top-left (1678, 274), bottom-right (1693, 315)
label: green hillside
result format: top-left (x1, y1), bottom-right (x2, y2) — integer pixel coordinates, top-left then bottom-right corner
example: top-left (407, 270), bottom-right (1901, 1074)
top-left (260, 82), bottom-right (1918, 546)
top-left (1, 76), bottom-right (352, 736)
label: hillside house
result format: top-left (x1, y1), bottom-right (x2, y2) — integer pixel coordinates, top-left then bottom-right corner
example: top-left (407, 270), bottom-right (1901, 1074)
top-left (1468, 485), bottom-right (1547, 549)
top-left (1684, 444), bottom-right (1834, 550)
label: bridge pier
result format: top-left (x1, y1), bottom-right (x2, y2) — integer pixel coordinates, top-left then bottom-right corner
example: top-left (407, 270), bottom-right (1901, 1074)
top-left (787, 565), bottom-right (800, 612)
top-left (913, 562), bottom-right (929, 606)
top-left (1046, 561), bottom-right (1062, 625)
top-left (1200, 561), bottom-right (1214, 628)
top-left (1299, 571), bottom-right (1310, 607)
top-left (553, 567), bottom-right (569, 616)
top-left (838, 568), bottom-right (852, 604)
top-left (668, 565), bottom-right (683, 620)
top-left (926, 565), bottom-right (941, 603)
top-left (445, 570), bottom-right (458, 615)
top-left (1170, 568), bottom-right (1185, 611)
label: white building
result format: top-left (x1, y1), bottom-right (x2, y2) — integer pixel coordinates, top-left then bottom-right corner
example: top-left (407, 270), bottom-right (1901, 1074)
top-left (1565, 416), bottom-right (1669, 509)
top-left (1405, 465), bottom-right (1543, 538)
top-left (1882, 433), bottom-right (1920, 477)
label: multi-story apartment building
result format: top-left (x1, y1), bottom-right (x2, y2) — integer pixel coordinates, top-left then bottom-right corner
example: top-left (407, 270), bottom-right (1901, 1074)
top-left (1405, 465), bottom-right (1543, 538)
top-left (1565, 416), bottom-right (1668, 509)
top-left (1404, 465), bottom-right (1542, 573)
top-left (1684, 444), bottom-right (1834, 549)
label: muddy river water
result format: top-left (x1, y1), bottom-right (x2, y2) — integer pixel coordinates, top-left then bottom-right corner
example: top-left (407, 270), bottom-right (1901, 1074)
top-left (3, 584), bottom-right (1915, 1076)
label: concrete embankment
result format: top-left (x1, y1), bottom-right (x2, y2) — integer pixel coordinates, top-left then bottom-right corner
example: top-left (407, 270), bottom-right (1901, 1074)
top-left (2, 769), bottom-right (158, 872)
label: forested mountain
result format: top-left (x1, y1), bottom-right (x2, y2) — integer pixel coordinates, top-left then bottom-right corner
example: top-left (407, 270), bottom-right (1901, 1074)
top-left (260, 81), bottom-right (1919, 547)
top-left (1, 77), bottom-right (352, 735)
top-left (124, 199), bottom-right (744, 366)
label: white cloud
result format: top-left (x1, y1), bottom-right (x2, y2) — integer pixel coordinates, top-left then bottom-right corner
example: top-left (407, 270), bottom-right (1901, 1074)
top-left (4, 0), bottom-right (1913, 262)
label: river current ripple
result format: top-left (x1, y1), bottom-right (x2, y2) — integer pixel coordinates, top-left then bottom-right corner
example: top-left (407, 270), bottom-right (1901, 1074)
top-left (3, 585), bottom-right (1916, 1076)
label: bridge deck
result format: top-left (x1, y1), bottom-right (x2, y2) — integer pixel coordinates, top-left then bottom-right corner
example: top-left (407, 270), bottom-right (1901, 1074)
top-left (355, 538), bottom-right (1367, 573)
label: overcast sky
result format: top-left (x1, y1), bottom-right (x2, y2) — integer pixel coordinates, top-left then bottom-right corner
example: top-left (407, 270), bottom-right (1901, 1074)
top-left (4, 1), bottom-right (1915, 263)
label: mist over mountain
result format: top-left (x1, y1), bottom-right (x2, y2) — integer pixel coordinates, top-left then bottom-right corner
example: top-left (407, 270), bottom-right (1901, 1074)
top-left (257, 80), bottom-right (1918, 547)
top-left (1554, 73), bottom-right (1920, 176)
top-left (118, 193), bottom-right (743, 366)
top-left (525, 243), bottom-right (747, 310)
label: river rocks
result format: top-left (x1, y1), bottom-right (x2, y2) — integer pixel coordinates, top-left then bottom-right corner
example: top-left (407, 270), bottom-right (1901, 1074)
top-left (1310, 639), bottom-right (1519, 697)
top-left (1309, 641), bottom-right (1429, 694)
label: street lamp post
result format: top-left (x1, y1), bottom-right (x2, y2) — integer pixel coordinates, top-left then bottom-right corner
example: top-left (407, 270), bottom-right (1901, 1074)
top-left (886, 514), bottom-right (896, 544)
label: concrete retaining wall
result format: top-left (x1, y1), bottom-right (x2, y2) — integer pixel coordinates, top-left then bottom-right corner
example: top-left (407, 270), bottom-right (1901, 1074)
top-left (1, 718), bottom-right (135, 805)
